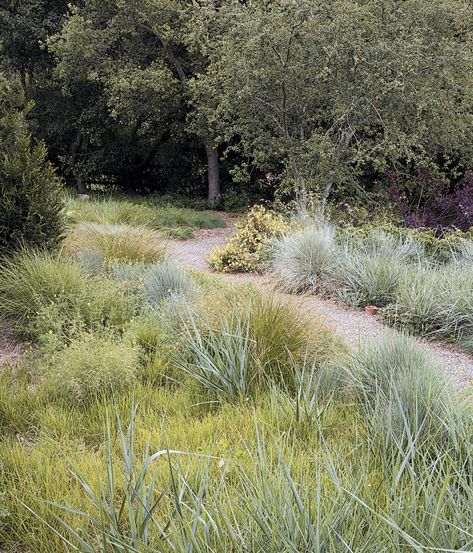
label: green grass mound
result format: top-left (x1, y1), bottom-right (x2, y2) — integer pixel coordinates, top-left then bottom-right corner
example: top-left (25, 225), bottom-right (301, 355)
top-left (66, 196), bottom-right (226, 239)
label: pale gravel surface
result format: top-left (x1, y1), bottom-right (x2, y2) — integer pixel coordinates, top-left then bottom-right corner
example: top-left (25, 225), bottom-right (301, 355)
top-left (0, 321), bottom-right (26, 369)
top-left (169, 225), bottom-right (473, 389)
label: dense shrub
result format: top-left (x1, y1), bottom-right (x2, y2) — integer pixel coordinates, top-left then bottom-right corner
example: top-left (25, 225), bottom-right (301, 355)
top-left (390, 171), bottom-right (473, 231)
top-left (0, 78), bottom-right (64, 254)
top-left (44, 333), bottom-right (138, 404)
top-left (209, 205), bottom-right (288, 272)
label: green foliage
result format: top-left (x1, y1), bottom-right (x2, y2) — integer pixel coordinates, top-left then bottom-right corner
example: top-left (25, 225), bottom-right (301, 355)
top-left (4, 0), bottom-right (473, 210)
top-left (0, 248), bottom-right (139, 352)
top-left (0, 368), bottom-right (42, 436)
top-left (66, 196), bottom-right (226, 238)
top-left (338, 223), bottom-right (472, 263)
top-left (270, 220), bottom-right (473, 349)
top-left (212, 0), bottom-right (473, 209)
top-left (4, 396), bottom-right (471, 552)
top-left (209, 206), bottom-right (288, 273)
top-left (65, 197), bottom-right (148, 226)
top-left (149, 205), bottom-right (226, 232)
top-left (241, 291), bottom-right (345, 388)
top-left (174, 290), bottom-right (346, 401)
top-left (43, 333), bottom-right (138, 405)
top-left (124, 308), bottom-right (179, 385)
top-left (383, 265), bottom-right (473, 341)
top-left (0, 77), bottom-right (65, 254)
top-left (42, 406), bottom-right (224, 552)
top-left (175, 306), bottom-right (253, 402)
top-left (30, 277), bottom-right (137, 353)
top-left (329, 232), bottom-right (422, 308)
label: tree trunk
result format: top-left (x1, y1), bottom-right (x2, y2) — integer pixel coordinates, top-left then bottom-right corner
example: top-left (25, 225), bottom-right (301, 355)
top-left (315, 180), bottom-right (332, 219)
top-left (74, 171), bottom-right (86, 194)
top-left (204, 138), bottom-right (221, 207)
top-left (69, 130), bottom-right (86, 193)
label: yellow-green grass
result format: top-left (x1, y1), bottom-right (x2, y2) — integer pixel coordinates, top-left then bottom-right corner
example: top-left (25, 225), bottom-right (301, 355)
top-left (63, 223), bottom-right (167, 264)
top-left (65, 196), bottom-right (226, 239)
top-left (0, 375), bottom-right (360, 553)
top-left (1, 238), bottom-right (472, 552)
top-left (1, 372), bottom-right (471, 552)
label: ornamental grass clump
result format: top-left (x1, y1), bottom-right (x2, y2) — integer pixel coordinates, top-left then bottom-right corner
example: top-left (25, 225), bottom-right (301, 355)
top-left (385, 264), bottom-right (473, 341)
top-left (347, 333), bottom-right (468, 451)
top-left (174, 290), bottom-right (346, 400)
top-left (144, 262), bottom-right (197, 307)
top-left (43, 333), bottom-right (138, 405)
top-left (63, 223), bottom-right (166, 263)
top-left (209, 205), bottom-right (288, 273)
top-left (272, 225), bottom-right (336, 292)
top-left (328, 231), bottom-right (422, 307)
top-left (382, 265), bottom-right (444, 336)
top-left (175, 306), bottom-right (253, 402)
top-left (0, 249), bottom-right (87, 332)
top-left (240, 291), bottom-right (345, 388)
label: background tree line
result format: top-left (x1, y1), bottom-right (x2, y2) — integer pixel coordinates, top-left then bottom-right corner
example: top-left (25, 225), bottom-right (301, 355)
top-left (1, 0), bottom-right (473, 225)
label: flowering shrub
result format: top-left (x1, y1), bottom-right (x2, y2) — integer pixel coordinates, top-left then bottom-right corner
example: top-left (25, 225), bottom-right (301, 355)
top-left (208, 206), bottom-right (289, 273)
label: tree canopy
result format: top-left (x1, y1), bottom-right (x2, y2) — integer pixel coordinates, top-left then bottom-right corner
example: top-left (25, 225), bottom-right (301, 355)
top-left (1, 0), bottom-right (473, 218)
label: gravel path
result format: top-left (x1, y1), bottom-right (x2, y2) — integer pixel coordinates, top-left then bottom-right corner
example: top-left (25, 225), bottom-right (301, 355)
top-left (0, 321), bottom-right (26, 369)
top-left (2, 222), bottom-right (472, 388)
top-left (169, 226), bottom-right (473, 389)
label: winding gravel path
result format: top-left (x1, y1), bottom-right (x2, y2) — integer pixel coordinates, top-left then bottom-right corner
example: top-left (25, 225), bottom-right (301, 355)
top-left (169, 225), bottom-right (473, 389)
top-left (2, 222), bottom-right (472, 389)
